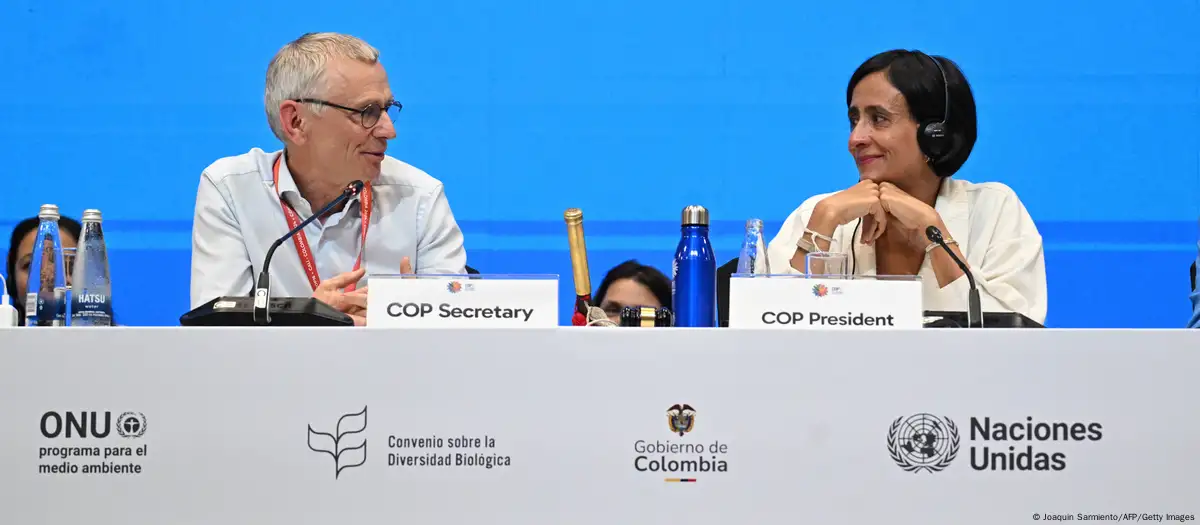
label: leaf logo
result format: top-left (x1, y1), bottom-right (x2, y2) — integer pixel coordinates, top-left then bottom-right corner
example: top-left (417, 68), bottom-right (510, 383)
top-left (307, 406), bottom-right (368, 479)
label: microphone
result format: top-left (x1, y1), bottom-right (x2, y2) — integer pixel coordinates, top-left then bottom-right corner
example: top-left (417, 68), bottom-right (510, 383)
top-left (254, 180), bottom-right (366, 325)
top-left (564, 208), bottom-right (594, 326)
top-left (619, 306), bottom-right (675, 327)
top-left (925, 225), bottom-right (982, 328)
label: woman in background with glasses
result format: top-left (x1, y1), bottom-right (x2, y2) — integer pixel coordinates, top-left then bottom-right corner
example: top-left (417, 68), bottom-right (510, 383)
top-left (593, 260), bottom-right (672, 326)
top-left (765, 49), bottom-right (1047, 325)
top-left (5, 216), bottom-right (82, 327)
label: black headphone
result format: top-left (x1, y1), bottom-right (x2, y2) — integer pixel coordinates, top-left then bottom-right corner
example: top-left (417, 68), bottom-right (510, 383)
top-left (914, 50), bottom-right (953, 166)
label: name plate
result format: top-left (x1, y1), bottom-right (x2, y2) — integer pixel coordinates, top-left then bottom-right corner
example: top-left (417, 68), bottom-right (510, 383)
top-left (366, 275), bottom-right (559, 328)
top-left (728, 276), bottom-right (923, 329)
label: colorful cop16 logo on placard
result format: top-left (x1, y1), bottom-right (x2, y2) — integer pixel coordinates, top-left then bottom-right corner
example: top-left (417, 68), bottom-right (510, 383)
top-left (446, 281), bottom-right (474, 293)
top-left (887, 413), bottom-right (960, 473)
top-left (812, 284), bottom-right (829, 297)
top-left (667, 404), bottom-right (696, 436)
top-left (308, 406), bottom-right (368, 479)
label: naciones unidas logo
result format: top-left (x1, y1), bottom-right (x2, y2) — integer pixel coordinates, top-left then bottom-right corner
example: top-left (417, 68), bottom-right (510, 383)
top-left (887, 413), bottom-right (1103, 473)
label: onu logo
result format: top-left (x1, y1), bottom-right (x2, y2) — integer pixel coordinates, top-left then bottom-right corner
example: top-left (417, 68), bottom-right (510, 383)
top-left (41, 411), bottom-right (112, 438)
top-left (41, 411), bottom-right (146, 439)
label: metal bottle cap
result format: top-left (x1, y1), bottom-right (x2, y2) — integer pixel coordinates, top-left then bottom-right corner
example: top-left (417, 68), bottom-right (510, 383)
top-left (38, 204), bottom-right (60, 220)
top-left (82, 209), bottom-right (103, 222)
top-left (745, 218), bottom-right (764, 231)
top-left (681, 205), bottom-right (709, 226)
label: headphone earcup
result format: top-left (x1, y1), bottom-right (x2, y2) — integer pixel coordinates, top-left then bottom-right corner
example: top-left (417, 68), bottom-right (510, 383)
top-left (917, 119), bottom-right (951, 167)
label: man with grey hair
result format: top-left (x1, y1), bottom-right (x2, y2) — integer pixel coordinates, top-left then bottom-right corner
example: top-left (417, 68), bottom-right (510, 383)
top-left (189, 32), bottom-right (468, 325)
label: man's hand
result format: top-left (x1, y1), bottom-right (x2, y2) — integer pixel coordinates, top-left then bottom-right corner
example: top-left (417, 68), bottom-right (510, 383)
top-left (345, 256), bottom-right (415, 290)
top-left (314, 268), bottom-right (367, 326)
top-left (315, 258), bottom-right (415, 327)
top-left (879, 182), bottom-right (944, 250)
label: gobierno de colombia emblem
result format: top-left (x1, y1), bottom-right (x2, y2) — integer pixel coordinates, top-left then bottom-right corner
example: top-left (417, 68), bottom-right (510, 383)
top-left (666, 404), bottom-right (696, 437)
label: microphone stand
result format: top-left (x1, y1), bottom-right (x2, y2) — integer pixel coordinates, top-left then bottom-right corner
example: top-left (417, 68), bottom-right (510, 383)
top-left (925, 226), bottom-right (983, 328)
top-left (254, 181), bottom-right (365, 325)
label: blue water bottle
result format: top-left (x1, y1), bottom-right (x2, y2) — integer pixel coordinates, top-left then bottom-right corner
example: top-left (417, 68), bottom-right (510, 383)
top-left (672, 205), bottom-right (717, 327)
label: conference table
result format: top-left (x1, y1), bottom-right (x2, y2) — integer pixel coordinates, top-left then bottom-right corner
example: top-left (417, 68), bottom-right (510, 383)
top-left (1, 327), bottom-right (1196, 524)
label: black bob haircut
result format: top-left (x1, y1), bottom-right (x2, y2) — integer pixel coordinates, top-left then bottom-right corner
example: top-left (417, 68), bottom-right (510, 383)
top-left (846, 49), bottom-right (978, 178)
top-left (593, 259), bottom-right (672, 310)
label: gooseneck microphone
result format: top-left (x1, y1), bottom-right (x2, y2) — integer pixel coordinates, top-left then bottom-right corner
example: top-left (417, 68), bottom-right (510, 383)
top-left (925, 225), bottom-right (982, 328)
top-left (253, 180), bottom-right (366, 325)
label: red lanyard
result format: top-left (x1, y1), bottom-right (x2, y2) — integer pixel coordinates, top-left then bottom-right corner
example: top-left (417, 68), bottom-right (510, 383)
top-left (272, 155), bottom-right (372, 292)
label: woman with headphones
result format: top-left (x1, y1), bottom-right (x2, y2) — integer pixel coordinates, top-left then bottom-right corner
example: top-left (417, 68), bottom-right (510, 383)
top-left (765, 49), bottom-right (1047, 325)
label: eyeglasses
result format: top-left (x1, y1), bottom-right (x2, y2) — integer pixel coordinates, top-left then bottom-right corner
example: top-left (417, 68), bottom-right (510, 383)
top-left (293, 98), bottom-right (402, 128)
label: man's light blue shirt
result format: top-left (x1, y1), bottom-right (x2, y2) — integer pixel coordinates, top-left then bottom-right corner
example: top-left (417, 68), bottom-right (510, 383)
top-left (1190, 255), bottom-right (1200, 328)
top-left (189, 148), bottom-right (467, 308)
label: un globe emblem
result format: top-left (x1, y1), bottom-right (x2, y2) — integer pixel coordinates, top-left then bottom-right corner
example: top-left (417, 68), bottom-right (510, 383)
top-left (887, 413), bottom-right (959, 473)
top-left (116, 412), bottom-right (147, 439)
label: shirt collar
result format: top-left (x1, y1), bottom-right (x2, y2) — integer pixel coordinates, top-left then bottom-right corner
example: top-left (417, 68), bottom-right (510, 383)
top-left (274, 150), bottom-right (364, 215)
top-left (275, 150), bottom-right (301, 204)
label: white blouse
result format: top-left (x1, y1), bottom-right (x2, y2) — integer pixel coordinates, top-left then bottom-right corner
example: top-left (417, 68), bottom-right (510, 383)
top-left (765, 178), bottom-right (1048, 324)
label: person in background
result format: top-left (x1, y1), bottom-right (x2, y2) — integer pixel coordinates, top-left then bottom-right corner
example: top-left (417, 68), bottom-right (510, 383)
top-left (765, 49), bottom-right (1047, 324)
top-left (189, 32), bottom-right (468, 326)
top-left (592, 260), bottom-right (672, 325)
top-left (5, 216), bottom-right (82, 327)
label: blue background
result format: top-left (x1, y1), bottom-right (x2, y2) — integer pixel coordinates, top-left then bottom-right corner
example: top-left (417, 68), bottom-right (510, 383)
top-left (1, 0), bottom-right (1197, 327)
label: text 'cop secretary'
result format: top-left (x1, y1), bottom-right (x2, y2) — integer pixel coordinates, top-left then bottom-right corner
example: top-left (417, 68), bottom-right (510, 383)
top-left (385, 302), bottom-right (535, 322)
top-left (759, 311), bottom-right (896, 326)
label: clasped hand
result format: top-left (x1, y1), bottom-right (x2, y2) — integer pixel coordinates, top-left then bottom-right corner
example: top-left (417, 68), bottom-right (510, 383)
top-left (820, 180), bottom-right (941, 250)
top-left (312, 256), bottom-right (413, 326)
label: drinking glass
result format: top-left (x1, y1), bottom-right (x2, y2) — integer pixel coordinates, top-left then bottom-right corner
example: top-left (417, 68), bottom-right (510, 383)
top-left (806, 251), bottom-right (849, 278)
top-left (62, 248), bottom-right (77, 291)
top-left (60, 247), bottom-right (76, 325)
